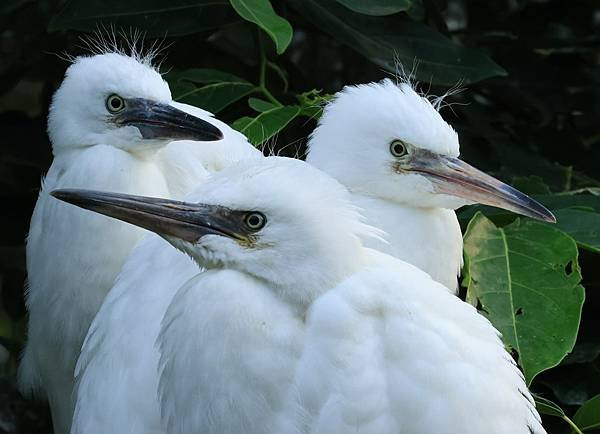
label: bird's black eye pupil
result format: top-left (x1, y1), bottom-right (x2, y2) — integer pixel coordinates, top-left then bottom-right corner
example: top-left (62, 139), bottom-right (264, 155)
top-left (245, 212), bottom-right (266, 230)
top-left (106, 94), bottom-right (124, 113)
top-left (390, 140), bottom-right (408, 157)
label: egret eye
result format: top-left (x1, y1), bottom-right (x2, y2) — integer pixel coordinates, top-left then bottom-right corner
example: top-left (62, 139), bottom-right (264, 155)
top-left (390, 140), bottom-right (408, 158)
top-left (106, 94), bottom-right (126, 113)
top-left (244, 212), bottom-right (267, 231)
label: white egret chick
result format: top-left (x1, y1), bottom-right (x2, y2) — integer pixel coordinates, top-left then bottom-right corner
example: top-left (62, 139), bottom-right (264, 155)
top-left (308, 78), bottom-right (555, 291)
top-left (20, 51), bottom-right (228, 434)
top-left (53, 156), bottom-right (546, 434)
top-left (68, 140), bottom-right (260, 434)
top-left (54, 157), bottom-right (369, 434)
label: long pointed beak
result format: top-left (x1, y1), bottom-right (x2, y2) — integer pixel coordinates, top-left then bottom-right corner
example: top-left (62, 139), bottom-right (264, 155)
top-left (50, 189), bottom-right (248, 243)
top-left (408, 150), bottom-right (556, 223)
top-left (114, 98), bottom-right (223, 142)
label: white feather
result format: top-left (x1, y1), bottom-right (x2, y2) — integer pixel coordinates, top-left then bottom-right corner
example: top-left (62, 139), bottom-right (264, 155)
top-left (277, 249), bottom-right (545, 434)
top-left (21, 50), bottom-right (258, 434)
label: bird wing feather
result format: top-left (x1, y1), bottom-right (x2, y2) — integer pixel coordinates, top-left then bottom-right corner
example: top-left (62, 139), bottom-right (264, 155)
top-left (280, 254), bottom-right (546, 434)
top-left (157, 269), bottom-right (303, 434)
top-left (71, 234), bottom-right (197, 434)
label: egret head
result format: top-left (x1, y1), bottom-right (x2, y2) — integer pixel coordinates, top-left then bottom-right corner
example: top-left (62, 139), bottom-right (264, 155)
top-left (308, 79), bottom-right (554, 222)
top-left (51, 157), bottom-right (378, 306)
top-left (48, 52), bottom-right (222, 154)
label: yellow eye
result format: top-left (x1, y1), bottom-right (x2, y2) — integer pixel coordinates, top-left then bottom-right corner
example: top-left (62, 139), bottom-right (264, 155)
top-left (244, 212), bottom-right (267, 231)
top-left (106, 94), bottom-right (125, 113)
top-left (390, 140), bottom-right (408, 158)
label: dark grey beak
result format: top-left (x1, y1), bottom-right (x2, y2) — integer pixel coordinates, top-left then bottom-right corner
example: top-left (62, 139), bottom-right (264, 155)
top-left (114, 98), bottom-right (223, 142)
top-left (407, 149), bottom-right (556, 223)
top-left (50, 189), bottom-right (250, 243)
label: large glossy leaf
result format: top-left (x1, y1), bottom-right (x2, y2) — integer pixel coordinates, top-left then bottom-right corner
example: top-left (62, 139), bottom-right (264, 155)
top-left (335, 0), bottom-right (412, 16)
top-left (288, 0), bottom-right (505, 85)
top-left (229, 0), bottom-right (292, 54)
top-left (168, 69), bottom-right (256, 114)
top-left (463, 213), bottom-right (585, 384)
top-left (232, 105), bottom-right (301, 145)
top-left (573, 394), bottom-right (600, 432)
top-left (49, 0), bottom-right (237, 36)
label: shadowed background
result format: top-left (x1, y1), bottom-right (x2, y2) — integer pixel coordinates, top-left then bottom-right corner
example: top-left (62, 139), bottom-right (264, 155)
top-left (0, 0), bottom-right (599, 432)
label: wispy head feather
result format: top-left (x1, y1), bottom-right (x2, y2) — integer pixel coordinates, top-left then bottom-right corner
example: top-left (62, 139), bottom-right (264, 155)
top-left (391, 54), bottom-right (419, 90)
top-left (62, 24), bottom-right (170, 71)
top-left (387, 56), bottom-right (466, 114)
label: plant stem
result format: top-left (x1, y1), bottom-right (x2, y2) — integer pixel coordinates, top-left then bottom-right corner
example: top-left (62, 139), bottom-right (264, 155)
top-left (563, 415), bottom-right (584, 434)
top-left (257, 31), bottom-right (282, 106)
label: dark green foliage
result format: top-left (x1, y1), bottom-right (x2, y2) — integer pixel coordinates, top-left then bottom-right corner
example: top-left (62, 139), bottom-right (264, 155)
top-left (0, 0), bottom-right (599, 432)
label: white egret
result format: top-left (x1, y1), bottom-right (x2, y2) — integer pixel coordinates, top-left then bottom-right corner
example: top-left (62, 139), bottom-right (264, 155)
top-left (53, 156), bottom-right (546, 434)
top-left (62, 102), bottom-right (260, 434)
top-left (18, 50), bottom-right (255, 434)
top-left (307, 78), bottom-right (555, 291)
top-left (66, 77), bottom-right (553, 433)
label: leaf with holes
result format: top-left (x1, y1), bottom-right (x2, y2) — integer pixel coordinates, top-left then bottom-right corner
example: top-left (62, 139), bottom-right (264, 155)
top-left (463, 213), bottom-right (585, 384)
top-left (169, 69), bottom-right (256, 114)
top-left (229, 0), bottom-right (293, 54)
top-left (232, 105), bottom-right (300, 145)
top-left (49, 0), bottom-right (238, 36)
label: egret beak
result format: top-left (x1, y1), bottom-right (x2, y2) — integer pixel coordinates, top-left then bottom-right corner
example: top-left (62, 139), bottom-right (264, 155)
top-left (406, 149), bottom-right (556, 223)
top-left (50, 189), bottom-right (249, 243)
top-left (114, 98), bottom-right (223, 142)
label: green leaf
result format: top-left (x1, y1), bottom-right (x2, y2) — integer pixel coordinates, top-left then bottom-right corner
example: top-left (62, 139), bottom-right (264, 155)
top-left (458, 192), bottom-right (600, 254)
top-left (49, 0), bottom-right (238, 36)
top-left (169, 69), bottom-right (256, 114)
top-left (463, 213), bottom-right (585, 384)
top-left (335, 0), bottom-right (412, 16)
top-left (288, 0), bottom-right (505, 85)
top-left (553, 208), bottom-right (600, 254)
top-left (296, 89), bottom-right (332, 120)
top-left (229, 0), bottom-right (293, 54)
top-left (404, 0), bottom-right (425, 20)
top-left (232, 105), bottom-right (301, 145)
top-left (573, 394), bottom-right (600, 432)
top-left (537, 192), bottom-right (600, 212)
top-left (511, 176), bottom-right (552, 195)
top-left (248, 97), bottom-right (277, 112)
top-left (535, 395), bottom-right (566, 418)
top-left (534, 396), bottom-right (585, 434)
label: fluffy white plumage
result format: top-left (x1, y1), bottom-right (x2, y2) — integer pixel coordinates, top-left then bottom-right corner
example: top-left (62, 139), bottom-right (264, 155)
top-left (307, 79), bottom-right (463, 291)
top-left (277, 250), bottom-right (545, 434)
top-left (308, 78), bottom-right (554, 292)
top-left (61, 156), bottom-right (545, 434)
top-left (69, 156), bottom-right (361, 434)
top-left (72, 234), bottom-right (197, 434)
top-left (20, 51), bottom-right (257, 434)
top-left (157, 158), bottom-right (545, 434)
top-left (69, 78), bottom-right (554, 434)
